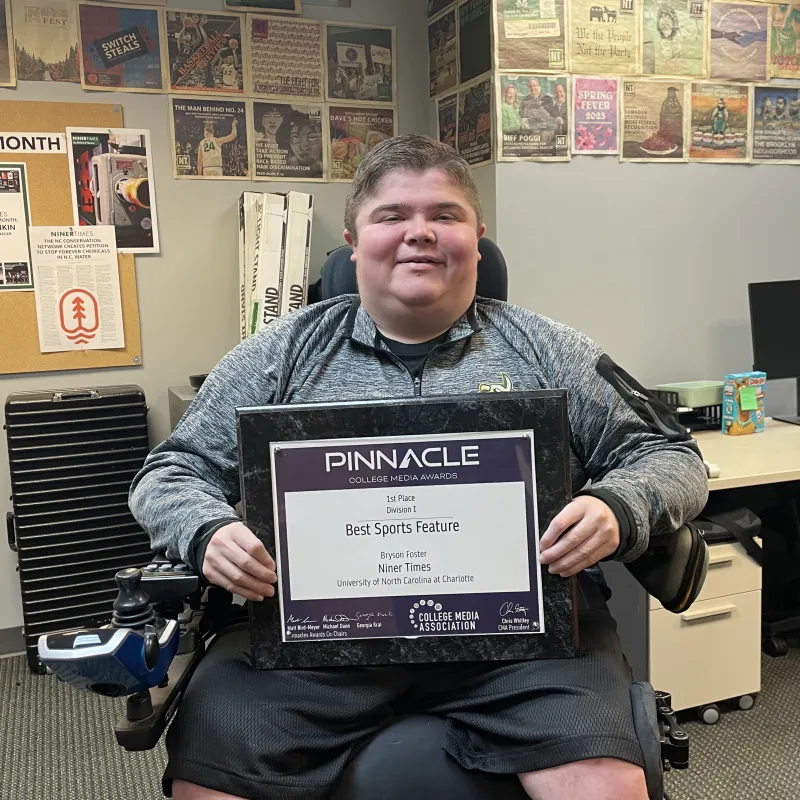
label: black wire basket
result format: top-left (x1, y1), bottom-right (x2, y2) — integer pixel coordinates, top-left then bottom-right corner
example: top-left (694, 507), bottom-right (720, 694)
top-left (651, 389), bottom-right (722, 434)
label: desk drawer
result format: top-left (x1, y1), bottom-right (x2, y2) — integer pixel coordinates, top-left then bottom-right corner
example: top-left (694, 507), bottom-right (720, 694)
top-left (650, 541), bottom-right (761, 610)
top-left (649, 590), bottom-right (761, 712)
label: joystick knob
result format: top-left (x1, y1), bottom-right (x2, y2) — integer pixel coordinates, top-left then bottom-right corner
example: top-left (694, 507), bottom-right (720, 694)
top-left (112, 568), bottom-right (156, 630)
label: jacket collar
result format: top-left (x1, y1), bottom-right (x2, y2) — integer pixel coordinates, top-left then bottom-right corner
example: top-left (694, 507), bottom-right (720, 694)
top-left (343, 297), bottom-right (482, 350)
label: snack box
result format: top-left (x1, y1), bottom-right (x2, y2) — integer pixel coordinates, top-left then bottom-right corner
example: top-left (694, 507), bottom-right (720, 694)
top-left (722, 371), bottom-right (766, 436)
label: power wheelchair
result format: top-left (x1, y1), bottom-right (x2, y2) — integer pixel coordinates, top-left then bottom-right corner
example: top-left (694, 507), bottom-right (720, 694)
top-left (38, 239), bottom-right (709, 800)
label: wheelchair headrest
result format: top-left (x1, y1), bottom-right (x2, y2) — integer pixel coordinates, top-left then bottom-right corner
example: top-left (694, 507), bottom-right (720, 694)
top-left (321, 237), bottom-right (508, 302)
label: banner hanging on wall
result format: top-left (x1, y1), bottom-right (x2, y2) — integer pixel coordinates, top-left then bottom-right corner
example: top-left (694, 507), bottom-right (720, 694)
top-left (642, 0), bottom-right (708, 78)
top-left (10, 0), bottom-right (80, 82)
top-left (751, 84), bottom-right (800, 163)
top-left (572, 76), bottom-right (619, 154)
top-left (568, 0), bottom-right (641, 76)
top-left (688, 81), bottom-right (750, 162)
top-left (620, 78), bottom-right (688, 162)
top-left (492, 0), bottom-right (566, 72)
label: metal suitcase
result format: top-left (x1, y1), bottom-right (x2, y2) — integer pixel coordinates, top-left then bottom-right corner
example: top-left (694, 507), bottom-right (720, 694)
top-left (4, 386), bottom-right (154, 672)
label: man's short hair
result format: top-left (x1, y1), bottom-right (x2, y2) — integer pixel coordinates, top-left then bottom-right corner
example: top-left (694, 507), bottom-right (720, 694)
top-left (344, 133), bottom-right (484, 241)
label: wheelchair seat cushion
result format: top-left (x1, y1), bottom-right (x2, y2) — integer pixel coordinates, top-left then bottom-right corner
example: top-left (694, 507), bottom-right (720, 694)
top-left (160, 574), bottom-right (648, 800)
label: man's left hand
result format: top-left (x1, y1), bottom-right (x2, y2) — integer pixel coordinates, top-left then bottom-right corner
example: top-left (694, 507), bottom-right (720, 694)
top-left (539, 496), bottom-right (620, 578)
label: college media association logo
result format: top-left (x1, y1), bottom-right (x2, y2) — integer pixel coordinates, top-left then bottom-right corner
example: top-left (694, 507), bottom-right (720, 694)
top-left (409, 598), bottom-right (480, 632)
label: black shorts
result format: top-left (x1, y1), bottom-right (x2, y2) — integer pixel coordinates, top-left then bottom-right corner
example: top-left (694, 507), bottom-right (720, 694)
top-left (163, 574), bottom-right (644, 799)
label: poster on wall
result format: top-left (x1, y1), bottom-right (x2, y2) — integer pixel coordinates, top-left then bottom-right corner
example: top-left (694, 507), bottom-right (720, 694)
top-left (769, 3), bottom-right (800, 79)
top-left (166, 10), bottom-right (244, 95)
top-left (252, 101), bottom-right (325, 180)
top-left (247, 15), bottom-right (323, 101)
top-left (688, 82), bottom-right (750, 162)
top-left (751, 84), bottom-right (800, 163)
top-left (572, 76), bottom-right (619, 154)
top-left (458, 77), bottom-right (493, 167)
top-left (305, 0), bottom-right (352, 6)
top-left (497, 73), bottom-right (570, 160)
top-left (429, 8), bottom-right (458, 98)
top-left (459, 0), bottom-right (491, 84)
top-left (709, 1), bottom-right (769, 81)
top-left (0, 164), bottom-right (32, 291)
top-left (492, 0), bottom-right (566, 72)
top-left (65, 127), bottom-right (160, 254)
top-left (11, 0), bottom-right (80, 82)
top-left (170, 97), bottom-right (251, 179)
top-left (568, 0), bottom-right (640, 76)
top-left (325, 24), bottom-right (396, 104)
top-left (328, 105), bottom-right (395, 181)
top-left (1, 0), bottom-right (15, 87)
top-left (621, 79), bottom-right (687, 161)
top-left (438, 93), bottom-right (458, 149)
top-left (30, 226), bottom-right (125, 353)
top-left (642, 0), bottom-right (708, 77)
top-left (77, 3), bottom-right (166, 92)
top-left (224, 0), bottom-right (300, 12)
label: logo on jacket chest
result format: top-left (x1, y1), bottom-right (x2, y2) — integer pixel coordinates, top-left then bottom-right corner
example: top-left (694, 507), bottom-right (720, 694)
top-left (478, 372), bottom-right (514, 393)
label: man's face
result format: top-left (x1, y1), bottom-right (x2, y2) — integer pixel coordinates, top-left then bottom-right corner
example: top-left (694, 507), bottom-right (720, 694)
top-left (777, 97), bottom-right (787, 114)
top-left (345, 168), bottom-right (485, 325)
top-left (529, 79), bottom-right (540, 97)
top-left (555, 84), bottom-right (565, 102)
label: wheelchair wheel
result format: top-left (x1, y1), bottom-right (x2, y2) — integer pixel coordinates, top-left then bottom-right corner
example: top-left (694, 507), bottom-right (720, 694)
top-left (698, 703), bottom-right (720, 724)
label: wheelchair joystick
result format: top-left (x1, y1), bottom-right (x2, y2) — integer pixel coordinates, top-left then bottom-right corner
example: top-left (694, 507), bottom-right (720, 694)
top-left (112, 568), bottom-right (156, 630)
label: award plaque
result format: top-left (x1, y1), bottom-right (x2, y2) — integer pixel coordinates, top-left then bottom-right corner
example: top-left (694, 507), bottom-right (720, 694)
top-left (238, 390), bottom-right (578, 669)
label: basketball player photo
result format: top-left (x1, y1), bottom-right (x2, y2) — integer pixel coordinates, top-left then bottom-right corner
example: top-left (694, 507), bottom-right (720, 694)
top-left (171, 97), bottom-right (251, 179)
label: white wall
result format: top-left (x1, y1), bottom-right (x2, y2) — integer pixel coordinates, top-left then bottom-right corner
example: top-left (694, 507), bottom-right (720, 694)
top-left (495, 159), bottom-right (800, 414)
top-left (0, 0), bottom-right (430, 634)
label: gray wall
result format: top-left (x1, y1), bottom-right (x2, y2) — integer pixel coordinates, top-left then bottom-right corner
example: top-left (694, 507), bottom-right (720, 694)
top-left (0, 0), bottom-right (430, 634)
top-left (495, 159), bottom-right (799, 413)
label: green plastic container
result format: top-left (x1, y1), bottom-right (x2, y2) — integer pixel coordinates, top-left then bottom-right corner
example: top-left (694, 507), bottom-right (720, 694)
top-left (656, 380), bottom-right (724, 409)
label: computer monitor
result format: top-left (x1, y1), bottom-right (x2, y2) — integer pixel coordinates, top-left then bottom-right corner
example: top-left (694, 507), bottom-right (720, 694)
top-left (748, 279), bottom-right (800, 426)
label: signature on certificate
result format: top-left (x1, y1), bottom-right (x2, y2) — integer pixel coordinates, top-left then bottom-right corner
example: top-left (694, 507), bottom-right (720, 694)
top-left (499, 602), bottom-right (529, 617)
top-left (287, 615), bottom-right (317, 624)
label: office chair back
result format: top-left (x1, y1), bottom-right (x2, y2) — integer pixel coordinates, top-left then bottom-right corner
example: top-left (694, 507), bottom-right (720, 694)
top-left (320, 237), bottom-right (509, 302)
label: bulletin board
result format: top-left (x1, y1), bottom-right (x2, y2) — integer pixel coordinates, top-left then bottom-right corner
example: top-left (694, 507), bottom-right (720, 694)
top-left (0, 100), bottom-right (142, 376)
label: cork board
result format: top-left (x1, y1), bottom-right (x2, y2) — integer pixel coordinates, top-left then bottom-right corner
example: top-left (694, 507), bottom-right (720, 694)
top-left (0, 99), bottom-right (142, 376)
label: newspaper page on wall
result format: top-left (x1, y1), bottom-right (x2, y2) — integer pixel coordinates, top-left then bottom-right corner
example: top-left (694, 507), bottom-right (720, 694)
top-left (166, 11), bottom-right (243, 95)
top-left (65, 127), bottom-right (160, 254)
top-left (428, 9), bottom-right (458, 98)
top-left (492, 0), bottom-right (566, 72)
top-left (572, 76), bottom-right (619, 154)
top-left (1, 0), bottom-right (15, 87)
top-left (459, 0), bottom-right (491, 84)
top-left (438, 93), bottom-right (458, 149)
top-left (225, 0), bottom-right (300, 12)
top-left (458, 77), bottom-right (493, 166)
top-left (328, 106), bottom-right (395, 181)
top-left (568, 0), bottom-right (640, 76)
top-left (751, 84), bottom-right (800, 164)
top-left (171, 98), bottom-right (250, 179)
top-left (642, 0), bottom-right (708, 77)
top-left (621, 78), bottom-right (688, 161)
top-left (252, 101), bottom-right (325, 180)
top-left (497, 73), bottom-right (570, 160)
top-left (247, 15), bottom-right (323, 101)
top-left (326, 24), bottom-right (395, 104)
top-left (77, 2), bottom-right (166, 92)
top-left (30, 226), bottom-right (124, 353)
top-left (710, 1), bottom-right (769, 81)
top-left (769, 3), bottom-right (800, 79)
top-left (11, 0), bottom-right (80, 82)
top-left (688, 82), bottom-right (750, 162)
top-left (0, 164), bottom-right (32, 290)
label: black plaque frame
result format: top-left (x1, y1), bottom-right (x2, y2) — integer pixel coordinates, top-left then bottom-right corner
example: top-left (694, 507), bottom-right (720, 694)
top-left (237, 390), bottom-right (578, 669)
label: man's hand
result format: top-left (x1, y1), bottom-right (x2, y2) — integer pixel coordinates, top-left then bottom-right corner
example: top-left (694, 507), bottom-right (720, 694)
top-left (202, 522), bottom-right (277, 601)
top-left (539, 496), bottom-right (620, 578)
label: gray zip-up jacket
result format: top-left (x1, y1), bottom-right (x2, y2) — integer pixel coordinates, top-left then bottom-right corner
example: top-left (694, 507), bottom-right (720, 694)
top-left (129, 296), bottom-right (708, 570)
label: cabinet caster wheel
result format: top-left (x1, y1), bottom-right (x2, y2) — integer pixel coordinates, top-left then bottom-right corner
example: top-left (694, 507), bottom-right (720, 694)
top-left (699, 703), bottom-right (720, 724)
top-left (737, 694), bottom-right (756, 711)
top-left (764, 636), bottom-right (789, 657)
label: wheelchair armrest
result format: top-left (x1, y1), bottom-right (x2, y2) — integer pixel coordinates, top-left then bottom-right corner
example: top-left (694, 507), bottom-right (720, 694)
top-left (625, 523), bottom-right (709, 614)
top-left (140, 552), bottom-right (202, 604)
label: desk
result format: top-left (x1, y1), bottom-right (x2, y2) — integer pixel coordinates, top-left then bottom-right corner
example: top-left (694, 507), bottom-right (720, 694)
top-left (606, 419), bottom-right (800, 716)
top-left (694, 419), bottom-right (800, 491)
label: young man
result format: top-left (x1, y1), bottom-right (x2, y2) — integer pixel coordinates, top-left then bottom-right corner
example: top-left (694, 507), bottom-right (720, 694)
top-left (130, 134), bottom-right (708, 800)
top-left (196, 120), bottom-right (237, 178)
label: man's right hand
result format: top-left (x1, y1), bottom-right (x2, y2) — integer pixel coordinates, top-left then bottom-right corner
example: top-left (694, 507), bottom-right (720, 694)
top-left (202, 522), bottom-right (277, 601)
